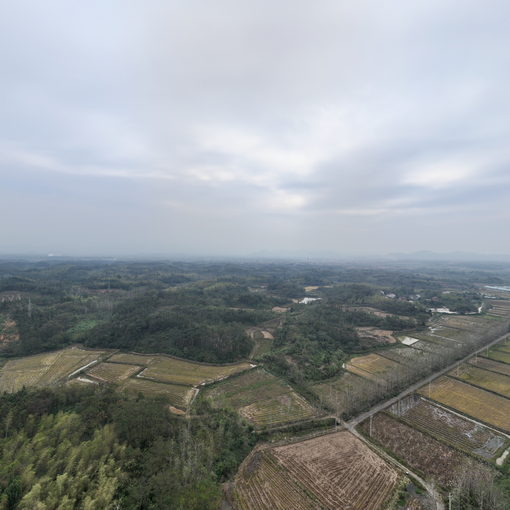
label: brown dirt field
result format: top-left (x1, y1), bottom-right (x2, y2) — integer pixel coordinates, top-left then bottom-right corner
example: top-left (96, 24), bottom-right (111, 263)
top-left (272, 430), bottom-right (401, 510)
top-left (360, 413), bottom-right (488, 488)
top-left (418, 376), bottom-right (510, 432)
top-left (234, 450), bottom-right (321, 510)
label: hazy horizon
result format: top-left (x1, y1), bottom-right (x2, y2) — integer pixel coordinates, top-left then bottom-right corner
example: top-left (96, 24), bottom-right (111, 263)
top-left (2, 1), bottom-right (510, 257)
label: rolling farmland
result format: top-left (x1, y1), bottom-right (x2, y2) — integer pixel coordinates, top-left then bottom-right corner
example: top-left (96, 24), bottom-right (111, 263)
top-left (0, 347), bottom-right (106, 393)
top-left (388, 396), bottom-right (507, 460)
top-left (205, 369), bottom-right (317, 428)
top-left (359, 413), bottom-right (485, 487)
top-left (418, 376), bottom-right (510, 432)
top-left (234, 431), bottom-right (401, 510)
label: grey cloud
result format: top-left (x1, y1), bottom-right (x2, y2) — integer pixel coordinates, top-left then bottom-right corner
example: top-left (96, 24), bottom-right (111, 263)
top-left (1, 0), bottom-right (510, 256)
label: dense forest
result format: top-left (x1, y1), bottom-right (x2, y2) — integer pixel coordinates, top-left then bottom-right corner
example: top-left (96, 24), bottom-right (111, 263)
top-left (0, 386), bottom-right (254, 510)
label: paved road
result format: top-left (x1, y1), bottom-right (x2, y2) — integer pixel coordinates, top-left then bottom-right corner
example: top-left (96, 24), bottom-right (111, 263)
top-left (347, 330), bottom-right (510, 427)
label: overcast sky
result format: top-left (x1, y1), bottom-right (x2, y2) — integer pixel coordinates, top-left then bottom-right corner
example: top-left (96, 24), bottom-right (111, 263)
top-left (1, 1), bottom-right (510, 258)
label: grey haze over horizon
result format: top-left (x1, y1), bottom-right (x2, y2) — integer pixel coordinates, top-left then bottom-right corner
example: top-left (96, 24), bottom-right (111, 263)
top-left (1, 1), bottom-right (510, 258)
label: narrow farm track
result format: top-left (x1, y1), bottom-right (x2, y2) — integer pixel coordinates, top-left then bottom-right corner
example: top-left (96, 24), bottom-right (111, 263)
top-left (347, 330), bottom-right (510, 428)
top-left (345, 424), bottom-right (445, 510)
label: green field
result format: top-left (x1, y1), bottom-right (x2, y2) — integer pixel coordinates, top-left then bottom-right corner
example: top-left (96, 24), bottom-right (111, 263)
top-left (204, 369), bottom-right (317, 428)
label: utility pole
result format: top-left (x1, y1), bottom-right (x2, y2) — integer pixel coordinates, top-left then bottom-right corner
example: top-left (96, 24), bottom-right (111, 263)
top-left (27, 296), bottom-right (32, 319)
top-left (369, 415), bottom-right (373, 437)
top-left (448, 492), bottom-right (452, 510)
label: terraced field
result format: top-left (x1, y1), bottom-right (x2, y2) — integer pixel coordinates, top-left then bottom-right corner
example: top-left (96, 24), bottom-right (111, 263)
top-left (360, 413), bottom-right (484, 487)
top-left (205, 369), bottom-right (317, 428)
top-left (419, 376), bottom-right (510, 432)
top-left (346, 354), bottom-right (400, 382)
top-left (0, 347), bottom-right (106, 392)
top-left (87, 362), bottom-right (142, 383)
top-left (469, 356), bottom-right (510, 376)
top-left (121, 378), bottom-right (195, 409)
top-left (273, 431), bottom-right (401, 510)
top-left (234, 431), bottom-right (401, 510)
top-left (140, 356), bottom-right (253, 386)
top-left (451, 364), bottom-right (510, 398)
top-left (388, 396), bottom-right (507, 460)
top-left (108, 353), bottom-right (156, 365)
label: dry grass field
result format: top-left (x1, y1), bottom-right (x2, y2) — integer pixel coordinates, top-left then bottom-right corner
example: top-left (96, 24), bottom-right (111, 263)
top-left (388, 396), bottom-right (507, 460)
top-left (451, 364), bottom-right (510, 398)
top-left (121, 378), bottom-right (195, 409)
top-left (141, 356), bottom-right (253, 386)
top-left (0, 347), bottom-right (106, 393)
top-left (87, 362), bottom-right (142, 383)
top-left (234, 431), bottom-right (401, 510)
top-left (470, 356), bottom-right (510, 376)
top-left (205, 369), bottom-right (317, 428)
top-left (486, 349), bottom-right (510, 364)
top-left (419, 376), bottom-right (510, 432)
top-left (346, 354), bottom-right (400, 382)
top-left (107, 353), bottom-right (156, 365)
top-left (360, 413), bottom-right (486, 487)
top-left (311, 371), bottom-right (377, 414)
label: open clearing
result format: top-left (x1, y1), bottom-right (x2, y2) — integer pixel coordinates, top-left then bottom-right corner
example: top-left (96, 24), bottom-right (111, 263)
top-left (205, 369), bottom-right (317, 428)
top-left (0, 346), bottom-right (106, 393)
top-left (356, 327), bottom-right (396, 346)
top-left (121, 378), bottom-right (195, 409)
top-left (87, 362), bottom-right (142, 383)
top-left (234, 431), bottom-right (400, 510)
top-left (388, 396), bottom-right (507, 460)
top-left (140, 356), bottom-right (253, 386)
top-left (360, 413), bottom-right (486, 488)
top-left (418, 376), bottom-right (510, 432)
top-left (451, 364), bottom-right (510, 398)
top-left (469, 356), bottom-right (510, 376)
